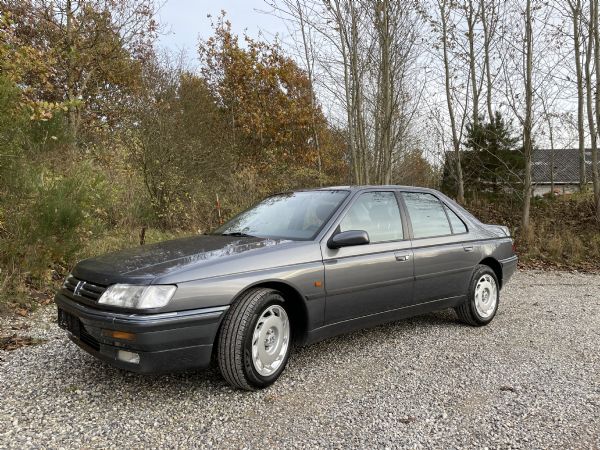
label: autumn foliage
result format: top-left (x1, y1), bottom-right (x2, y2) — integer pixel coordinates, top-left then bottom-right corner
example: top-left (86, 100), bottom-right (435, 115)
top-left (0, 4), bottom-right (348, 310)
top-left (199, 16), bottom-right (346, 187)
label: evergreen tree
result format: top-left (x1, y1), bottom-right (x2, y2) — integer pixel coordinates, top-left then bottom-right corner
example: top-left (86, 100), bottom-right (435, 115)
top-left (461, 111), bottom-right (523, 194)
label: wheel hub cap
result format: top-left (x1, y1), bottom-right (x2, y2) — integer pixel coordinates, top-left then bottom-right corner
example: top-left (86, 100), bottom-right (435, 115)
top-left (474, 274), bottom-right (498, 319)
top-left (251, 305), bottom-right (290, 377)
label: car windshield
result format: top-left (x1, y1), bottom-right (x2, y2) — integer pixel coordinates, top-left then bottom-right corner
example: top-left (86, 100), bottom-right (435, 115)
top-left (214, 190), bottom-right (349, 240)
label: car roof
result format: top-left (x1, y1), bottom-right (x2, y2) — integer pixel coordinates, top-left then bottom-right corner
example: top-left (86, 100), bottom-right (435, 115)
top-left (298, 185), bottom-right (440, 194)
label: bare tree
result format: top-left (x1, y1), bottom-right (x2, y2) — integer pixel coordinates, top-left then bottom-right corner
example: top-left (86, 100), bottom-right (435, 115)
top-left (565, 0), bottom-right (587, 190)
top-left (498, 0), bottom-right (559, 232)
top-left (374, 0), bottom-right (394, 183)
top-left (464, 0), bottom-right (481, 127)
top-left (327, 0), bottom-right (370, 183)
top-left (480, 0), bottom-right (499, 124)
top-left (522, 0), bottom-right (534, 233)
top-left (271, 0), bottom-right (423, 185)
top-left (293, 0), bottom-right (323, 184)
top-left (437, 0), bottom-right (465, 203)
top-left (592, 0), bottom-right (600, 219)
top-left (371, 0), bottom-right (419, 184)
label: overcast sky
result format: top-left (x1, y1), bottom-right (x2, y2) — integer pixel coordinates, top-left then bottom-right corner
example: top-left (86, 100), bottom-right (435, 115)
top-left (157, 0), bottom-right (289, 64)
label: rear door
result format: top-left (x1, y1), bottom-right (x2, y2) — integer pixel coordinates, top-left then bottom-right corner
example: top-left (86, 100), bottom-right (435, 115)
top-left (401, 192), bottom-right (481, 303)
top-left (321, 190), bottom-right (414, 324)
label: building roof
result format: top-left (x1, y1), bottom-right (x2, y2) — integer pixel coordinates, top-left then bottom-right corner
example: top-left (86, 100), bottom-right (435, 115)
top-left (532, 148), bottom-right (598, 184)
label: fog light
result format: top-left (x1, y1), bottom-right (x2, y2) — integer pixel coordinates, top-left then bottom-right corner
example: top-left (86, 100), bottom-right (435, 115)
top-left (117, 350), bottom-right (140, 364)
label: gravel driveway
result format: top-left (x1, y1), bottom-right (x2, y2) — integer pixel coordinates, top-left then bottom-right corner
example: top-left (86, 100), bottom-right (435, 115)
top-left (1, 270), bottom-right (599, 449)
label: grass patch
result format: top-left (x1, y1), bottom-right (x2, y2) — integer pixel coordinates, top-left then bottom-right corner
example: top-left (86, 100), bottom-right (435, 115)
top-left (467, 193), bottom-right (600, 272)
top-left (0, 226), bottom-right (192, 314)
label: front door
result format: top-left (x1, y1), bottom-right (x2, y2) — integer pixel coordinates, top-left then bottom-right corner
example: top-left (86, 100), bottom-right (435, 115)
top-left (321, 191), bottom-right (414, 324)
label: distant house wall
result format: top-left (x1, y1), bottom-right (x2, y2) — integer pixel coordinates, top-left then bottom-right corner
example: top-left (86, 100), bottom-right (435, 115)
top-left (532, 183), bottom-right (586, 197)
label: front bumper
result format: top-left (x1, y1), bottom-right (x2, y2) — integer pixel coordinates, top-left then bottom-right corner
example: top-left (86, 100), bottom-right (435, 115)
top-left (55, 293), bottom-right (228, 373)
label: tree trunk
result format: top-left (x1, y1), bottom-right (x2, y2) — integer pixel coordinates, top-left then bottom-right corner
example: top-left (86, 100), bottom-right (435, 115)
top-left (440, 0), bottom-right (464, 202)
top-left (65, 0), bottom-right (77, 142)
top-left (592, 0), bottom-right (600, 220)
top-left (481, 0), bottom-right (495, 124)
top-left (297, 1), bottom-right (323, 185)
top-left (541, 96), bottom-right (555, 197)
top-left (333, 0), bottom-right (360, 184)
top-left (522, 0), bottom-right (534, 235)
top-left (570, 0), bottom-right (587, 191)
top-left (376, 0), bottom-right (393, 184)
top-left (348, 4), bottom-right (369, 185)
top-left (467, 0), bottom-right (479, 127)
top-left (585, 1), bottom-right (597, 200)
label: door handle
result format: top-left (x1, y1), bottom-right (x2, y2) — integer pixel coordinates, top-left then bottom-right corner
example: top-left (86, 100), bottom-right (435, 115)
top-left (463, 246), bottom-right (474, 252)
top-left (395, 253), bottom-right (410, 262)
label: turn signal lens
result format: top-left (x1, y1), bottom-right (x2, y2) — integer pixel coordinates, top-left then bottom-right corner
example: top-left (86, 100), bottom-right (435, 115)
top-left (102, 330), bottom-right (136, 341)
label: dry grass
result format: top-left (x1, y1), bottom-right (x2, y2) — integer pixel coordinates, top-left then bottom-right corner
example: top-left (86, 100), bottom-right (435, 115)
top-left (467, 193), bottom-right (600, 272)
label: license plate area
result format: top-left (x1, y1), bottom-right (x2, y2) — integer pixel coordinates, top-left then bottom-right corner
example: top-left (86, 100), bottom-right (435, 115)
top-left (58, 308), bottom-right (80, 338)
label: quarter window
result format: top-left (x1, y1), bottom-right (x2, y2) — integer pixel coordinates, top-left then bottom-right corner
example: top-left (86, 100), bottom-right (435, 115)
top-left (403, 193), bottom-right (452, 238)
top-left (445, 206), bottom-right (468, 234)
top-left (339, 192), bottom-right (403, 243)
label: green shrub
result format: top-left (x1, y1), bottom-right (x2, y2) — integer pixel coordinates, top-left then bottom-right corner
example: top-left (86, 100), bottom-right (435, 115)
top-left (35, 177), bottom-right (87, 239)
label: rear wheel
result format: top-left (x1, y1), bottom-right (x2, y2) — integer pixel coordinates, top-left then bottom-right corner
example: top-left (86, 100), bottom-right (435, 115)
top-left (455, 264), bottom-right (499, 326)
top-left (217, 288), bottom-right (292, 390)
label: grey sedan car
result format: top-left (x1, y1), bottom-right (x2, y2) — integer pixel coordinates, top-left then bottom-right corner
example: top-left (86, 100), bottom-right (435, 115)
top-left (55, 186), bottom-right (517, 390)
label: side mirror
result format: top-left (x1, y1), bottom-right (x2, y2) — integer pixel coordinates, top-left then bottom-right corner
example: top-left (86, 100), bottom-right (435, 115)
top-left (328, 230), bottom-right (370, 249)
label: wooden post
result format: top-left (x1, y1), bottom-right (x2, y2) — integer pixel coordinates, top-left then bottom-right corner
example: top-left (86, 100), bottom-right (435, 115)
top-left (216, 194), bottom-right (223, 225)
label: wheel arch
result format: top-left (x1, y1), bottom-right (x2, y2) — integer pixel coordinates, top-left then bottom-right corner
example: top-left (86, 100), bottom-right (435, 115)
top-left (223, 280), bottom-right (310, 345)
top-left (479, 257), bottom-right (503, 288)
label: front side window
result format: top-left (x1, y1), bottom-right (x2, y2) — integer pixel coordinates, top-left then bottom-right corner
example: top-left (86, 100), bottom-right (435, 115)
top-left (215, 190), bottom-right (349, 240)
top-left (403, 192), bottom-right (452, 238)
top-left (339, 192), bottom-right (403, 243)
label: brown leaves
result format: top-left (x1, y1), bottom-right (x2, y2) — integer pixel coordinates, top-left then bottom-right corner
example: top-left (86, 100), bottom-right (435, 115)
top-left (198, 12), bottom-right (342, 182)
top-left (0, 334), bottom-right (45, 352)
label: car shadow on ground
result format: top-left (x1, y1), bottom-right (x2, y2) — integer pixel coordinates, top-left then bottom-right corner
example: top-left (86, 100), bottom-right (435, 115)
top-left (47, 308), bottom-right (463, 394)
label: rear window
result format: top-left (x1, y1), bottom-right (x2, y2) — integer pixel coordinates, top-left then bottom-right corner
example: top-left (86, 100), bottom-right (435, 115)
top-left (445, 206), bottom-right (468, 234)
top-left (402, 192), bottom-right (452, 238)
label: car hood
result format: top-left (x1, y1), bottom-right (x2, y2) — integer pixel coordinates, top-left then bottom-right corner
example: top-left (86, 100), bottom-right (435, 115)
top-left (72, 235), bottom-right (294, 285)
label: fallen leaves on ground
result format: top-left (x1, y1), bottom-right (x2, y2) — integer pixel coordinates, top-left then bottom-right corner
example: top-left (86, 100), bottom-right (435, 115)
top-left (0, 334), bottom-right (46, 351)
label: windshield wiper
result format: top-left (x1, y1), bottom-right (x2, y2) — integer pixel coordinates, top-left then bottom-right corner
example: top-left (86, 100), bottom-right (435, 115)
top-left (221, 232), bottom-right (257, 238)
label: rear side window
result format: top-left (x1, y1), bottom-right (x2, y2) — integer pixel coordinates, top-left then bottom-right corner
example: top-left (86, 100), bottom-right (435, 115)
top-left (339, 192), bottom-right (403, 243)
top-left (445, 206), bottom-right (468, 234)
top-left (402, 193), bottom-right (452, 238)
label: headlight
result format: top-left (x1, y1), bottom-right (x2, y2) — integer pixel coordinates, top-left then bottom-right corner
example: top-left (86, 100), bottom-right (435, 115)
top-left (98, 284), bottom-right (176, 309)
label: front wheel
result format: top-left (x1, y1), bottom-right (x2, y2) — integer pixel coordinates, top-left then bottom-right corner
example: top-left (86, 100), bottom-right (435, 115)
top-left (455, 265), bottom-right (500, 326)
top-left (217, 288), bottom-right (292, 390)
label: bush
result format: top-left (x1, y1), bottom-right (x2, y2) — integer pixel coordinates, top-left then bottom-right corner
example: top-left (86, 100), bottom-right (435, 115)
top-left (465, 192), bottom-right (600, 271)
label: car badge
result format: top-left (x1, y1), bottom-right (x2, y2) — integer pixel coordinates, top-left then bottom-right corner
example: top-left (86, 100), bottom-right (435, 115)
top-left (74, 281), bottom-right (85, 296)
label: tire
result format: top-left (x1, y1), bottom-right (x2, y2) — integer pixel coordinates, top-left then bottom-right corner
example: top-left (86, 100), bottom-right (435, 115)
top-left (455, 264), bottom-right (500, 326)
top-left (217, 288), bottom-right (292, 390)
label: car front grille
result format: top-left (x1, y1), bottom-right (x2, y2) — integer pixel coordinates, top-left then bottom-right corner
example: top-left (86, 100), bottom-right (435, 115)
top-left (79, 326), bottom-right (101, 351)
top-left (63, 275), bottom-right (107, 302)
